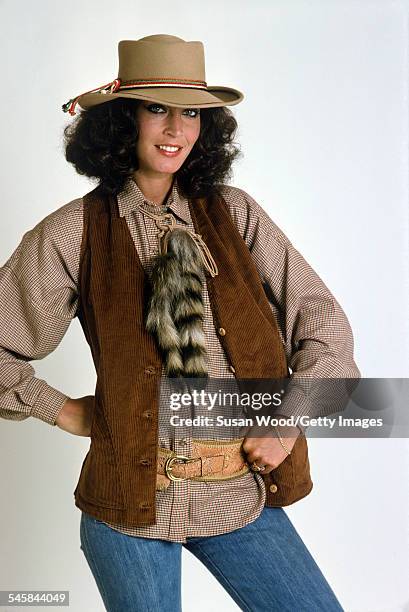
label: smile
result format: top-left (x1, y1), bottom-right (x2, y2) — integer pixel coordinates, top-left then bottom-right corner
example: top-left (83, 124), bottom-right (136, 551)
top-left (155, 145), bottom-right (183, 157)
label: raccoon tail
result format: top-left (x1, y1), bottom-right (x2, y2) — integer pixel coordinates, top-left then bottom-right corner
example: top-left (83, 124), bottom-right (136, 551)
top-left (145, 228), bottom-right (208, 379)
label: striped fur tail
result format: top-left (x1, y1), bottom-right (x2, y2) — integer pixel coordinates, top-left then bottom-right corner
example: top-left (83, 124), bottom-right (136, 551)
top-left (145, 229), bottom-right (208, 379)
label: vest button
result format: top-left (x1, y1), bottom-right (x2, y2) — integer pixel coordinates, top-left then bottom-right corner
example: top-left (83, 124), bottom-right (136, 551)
top-left (218, 327), bottom-right (226, 336)
top-left (139, 458), bottom-right (151, 466)
top-left (229, 365), bottom-right (236, 373)
top-left (142, 410), bottom-right (153, 419)
top-left (269, 484), bottom-right (278, 493)
top-left (144, 366), bottom-right (156, 375)
top-left (139, 501), bottom-right (151, 510)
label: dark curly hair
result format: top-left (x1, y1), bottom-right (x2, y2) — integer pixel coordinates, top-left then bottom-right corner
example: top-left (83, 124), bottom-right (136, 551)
top-left (62, 98), bottom-right (242, 199)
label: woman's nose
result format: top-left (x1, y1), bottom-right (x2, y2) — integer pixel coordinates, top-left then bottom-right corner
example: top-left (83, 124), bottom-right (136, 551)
top-left (165, 111), bottom-right (184, 135)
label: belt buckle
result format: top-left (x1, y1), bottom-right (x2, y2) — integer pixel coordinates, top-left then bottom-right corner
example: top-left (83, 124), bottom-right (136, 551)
top-left (164, 454), bottom-right (197, 481)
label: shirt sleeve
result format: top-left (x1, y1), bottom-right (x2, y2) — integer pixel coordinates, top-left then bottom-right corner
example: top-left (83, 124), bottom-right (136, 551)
top-left (221, 186), bottom-right (361, 434)
top-left (0, 197), bottom-right (83, 426)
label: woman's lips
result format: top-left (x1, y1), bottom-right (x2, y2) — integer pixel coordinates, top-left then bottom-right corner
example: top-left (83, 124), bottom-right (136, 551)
top-left (155, 145), bottom-right (183, 157)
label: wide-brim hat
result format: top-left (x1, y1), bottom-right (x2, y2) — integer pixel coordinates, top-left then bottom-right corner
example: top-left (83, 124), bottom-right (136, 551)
top-left (62, 34), bottom-right (244, 116)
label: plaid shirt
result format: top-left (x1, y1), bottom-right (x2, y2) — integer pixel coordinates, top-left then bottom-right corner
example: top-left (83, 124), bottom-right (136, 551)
top-left (0, 177), bottom-right (360, 542)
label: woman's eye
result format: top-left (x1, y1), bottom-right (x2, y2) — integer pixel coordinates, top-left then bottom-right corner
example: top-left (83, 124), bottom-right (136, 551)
top-left (146, 104), bottom-right (165, 113)
top-left (184, 108), bottom-right (200, 118)
top-left (145, 104), bottom-right (199, 118)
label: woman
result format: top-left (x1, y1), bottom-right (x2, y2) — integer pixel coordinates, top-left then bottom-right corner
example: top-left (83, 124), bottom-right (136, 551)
top-left (0, 35), bottom-right (359, 611)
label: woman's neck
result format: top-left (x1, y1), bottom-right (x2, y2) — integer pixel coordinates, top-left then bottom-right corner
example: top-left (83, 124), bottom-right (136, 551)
top-left (131, 172), bottom-right (174, 206)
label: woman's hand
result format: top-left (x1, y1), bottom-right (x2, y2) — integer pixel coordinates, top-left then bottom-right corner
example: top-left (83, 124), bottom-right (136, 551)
top-left (242, 422), bottom-right (300, 474)
top-left (55, 395), bottom-right (95, 437)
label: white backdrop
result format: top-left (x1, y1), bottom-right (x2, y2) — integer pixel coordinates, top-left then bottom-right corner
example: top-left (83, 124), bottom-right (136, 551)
top-left (1, 1), bottom-right (408, 611)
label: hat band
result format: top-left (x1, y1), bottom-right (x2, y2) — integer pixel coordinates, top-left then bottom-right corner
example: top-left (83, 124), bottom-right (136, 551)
top-left (120, 78), bottom-right (208, 90)
top-left (62, 77), bottom-right (208, 116)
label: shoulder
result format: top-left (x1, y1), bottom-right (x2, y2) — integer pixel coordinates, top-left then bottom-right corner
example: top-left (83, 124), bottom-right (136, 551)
top-left (3, 196), bottom-right (84, 288)
top-left (217, 184), bottom-right (256, 218)
top-left (12, 196), bottom-right (83, 245)
top-left (31, 196), bottom-right (84, 238)
top-left (216, 184), bottom-right (291, 248)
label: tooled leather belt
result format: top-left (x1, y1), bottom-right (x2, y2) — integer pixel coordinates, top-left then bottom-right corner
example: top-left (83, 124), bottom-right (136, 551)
top-left (156, 437), bottom-right (250, 491)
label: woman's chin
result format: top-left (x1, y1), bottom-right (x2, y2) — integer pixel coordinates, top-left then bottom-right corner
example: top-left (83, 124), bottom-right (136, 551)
top-left (152, 160), bottom-right (185, 174)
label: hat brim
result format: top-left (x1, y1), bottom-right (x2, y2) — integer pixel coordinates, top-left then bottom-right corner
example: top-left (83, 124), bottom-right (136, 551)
top-left (77, 86), bottom-right (244, 110)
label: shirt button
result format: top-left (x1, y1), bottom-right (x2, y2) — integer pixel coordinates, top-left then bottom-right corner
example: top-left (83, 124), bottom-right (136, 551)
top-left (149, 247), bottom-right (156, 254)
top-left (179, 438), bottom-right (188, 446)
top-left (269, 484), bottom-right (278, 493)
top-left (229, 365), bottom-right (236, 373)
top-left (218, 327), bottom-right (226, 336)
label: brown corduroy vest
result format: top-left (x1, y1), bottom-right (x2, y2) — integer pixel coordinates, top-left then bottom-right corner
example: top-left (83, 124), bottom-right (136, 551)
top-left (73, 184), bottom-right (313, 527)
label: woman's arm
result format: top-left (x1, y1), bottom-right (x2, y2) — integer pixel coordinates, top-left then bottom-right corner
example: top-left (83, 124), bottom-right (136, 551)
top-left (221, 186), bottom-right (361, 432)
top-left (0, 197), bottom-right (83, 426)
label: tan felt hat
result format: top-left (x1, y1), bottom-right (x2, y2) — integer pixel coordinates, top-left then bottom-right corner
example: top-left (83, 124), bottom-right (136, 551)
top-left (62, 34), bottom-right (244, 116)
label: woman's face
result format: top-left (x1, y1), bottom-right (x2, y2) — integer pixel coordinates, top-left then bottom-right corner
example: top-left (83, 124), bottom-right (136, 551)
top-left (135, 101), bottom-right (201, 178)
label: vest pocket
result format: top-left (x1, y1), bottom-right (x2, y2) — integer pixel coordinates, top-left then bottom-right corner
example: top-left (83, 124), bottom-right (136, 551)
top-left (264, 434), bottom-right (313, 505)
top-left (75, 448), bottom-right (126, 509)
top-left (291, 434), bottom-right (312, 484)
top-left (76, 406), bottom-right (126, 510)
top-left (74, 401), bottom-right (127, 509)
top-left (276, 434), bottom-right (311, 485)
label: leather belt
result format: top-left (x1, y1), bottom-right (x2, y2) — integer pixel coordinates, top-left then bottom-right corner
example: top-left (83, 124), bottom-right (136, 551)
top-left (156, 437), bottom-right (250, 491)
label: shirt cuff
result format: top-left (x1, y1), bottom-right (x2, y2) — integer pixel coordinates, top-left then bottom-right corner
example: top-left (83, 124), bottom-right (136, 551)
top-left (17, 378), bottom-right (70, 426)
top-left (272, 386), bottom-right (311, 434)
top-left (272, 414), bottom-right (307, 435)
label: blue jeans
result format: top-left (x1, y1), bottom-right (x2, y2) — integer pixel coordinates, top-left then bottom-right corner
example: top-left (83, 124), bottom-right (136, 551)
top-left (80, 507), bottom-right (344, 611)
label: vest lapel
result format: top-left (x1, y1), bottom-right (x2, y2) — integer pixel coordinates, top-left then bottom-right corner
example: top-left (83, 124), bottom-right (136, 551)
top-left (186, 190), bottom-right (289, 379)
